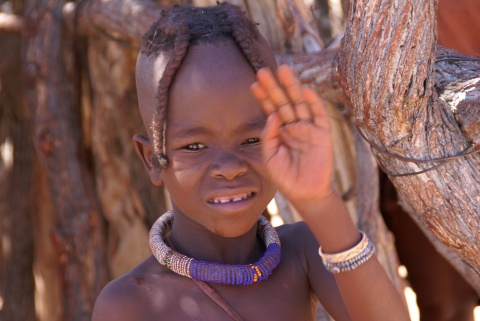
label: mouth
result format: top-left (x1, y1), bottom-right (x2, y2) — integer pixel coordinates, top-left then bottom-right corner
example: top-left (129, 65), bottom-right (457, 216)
top-left (208, 192), bottom-right (255, 204)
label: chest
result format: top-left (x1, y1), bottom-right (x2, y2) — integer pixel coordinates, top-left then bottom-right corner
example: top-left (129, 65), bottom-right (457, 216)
top-left (144, 255), bottom-right (316, 321)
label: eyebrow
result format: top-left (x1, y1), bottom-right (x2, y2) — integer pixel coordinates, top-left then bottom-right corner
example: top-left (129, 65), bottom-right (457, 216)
top-left (169, 125), bottom-right (209, 139)
top-left (233, 116), bottom-right (266, 134)
top-left (169, 116), bottom-right (266, 139)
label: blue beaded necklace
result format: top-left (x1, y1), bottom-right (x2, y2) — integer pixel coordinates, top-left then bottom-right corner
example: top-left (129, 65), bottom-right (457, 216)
top-left (149, 211), bottom-right (282, 285)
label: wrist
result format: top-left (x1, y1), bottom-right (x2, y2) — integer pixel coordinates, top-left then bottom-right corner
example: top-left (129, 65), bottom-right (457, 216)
top-left (290, 189), bottom-right (339, 218)
top-left (291, 191), bottom-right (361, 253)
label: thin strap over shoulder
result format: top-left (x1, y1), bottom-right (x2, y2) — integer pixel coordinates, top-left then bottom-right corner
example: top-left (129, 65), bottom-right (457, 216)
top-left (191, 278), bottom-right (244, 321)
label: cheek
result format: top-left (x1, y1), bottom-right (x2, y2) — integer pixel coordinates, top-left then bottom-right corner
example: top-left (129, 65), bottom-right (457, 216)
top-left (240, 146), bottom-right (265, 170)
top-left (169, 152), bottom-right (210, 170)
top-left (164, 153), bottom-right (210, 185)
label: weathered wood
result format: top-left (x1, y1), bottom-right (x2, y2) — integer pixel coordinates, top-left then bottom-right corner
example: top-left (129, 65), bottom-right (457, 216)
top-left (277, 49), bottom-right (345, 104)
top-left (0, 31), bottom-right (36, 321)
top-left (62, 0), bottom-right (162, 45)
top-left (22, 0), bottom-right (109, 319)
top-left (336, 0), bottom-right (480, 293)
top-left (435, 47), bottom-right (480, 145)
top-left (194, 0), bottom-right (320, 53)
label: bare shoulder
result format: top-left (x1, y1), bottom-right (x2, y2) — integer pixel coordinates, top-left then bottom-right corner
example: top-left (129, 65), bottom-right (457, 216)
top-left (276, 221), bottom-right (318, 259)
top-left (275, 221), bottom-right (321, 281)
top-left (92, 256), bottom-right (168, 321)
top-left (276, 222), bottom-right (351, 321)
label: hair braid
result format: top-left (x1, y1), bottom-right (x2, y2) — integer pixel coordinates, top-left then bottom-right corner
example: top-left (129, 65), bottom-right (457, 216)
top-left (151, 32), bottom-right (191, 170)
top-left (140, 3), bottom-right (269, 171)
top-left (222, 4), bottom-right (266, 72)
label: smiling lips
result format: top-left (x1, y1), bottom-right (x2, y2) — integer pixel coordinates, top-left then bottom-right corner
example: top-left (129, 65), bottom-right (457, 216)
top-left (209, 192), bottom-right (255, 204)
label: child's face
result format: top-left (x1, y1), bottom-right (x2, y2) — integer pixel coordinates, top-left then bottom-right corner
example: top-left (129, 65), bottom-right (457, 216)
top-left (137, 40), bottom-right (277, 236)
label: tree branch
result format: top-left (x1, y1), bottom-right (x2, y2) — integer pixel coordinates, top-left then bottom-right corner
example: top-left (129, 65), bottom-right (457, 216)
top-left (62, 0), bottom-right (163, 45)
top-left (435, 47), bottom-right (480, 145)
top-left (337, 0), bottom-right (480, 292)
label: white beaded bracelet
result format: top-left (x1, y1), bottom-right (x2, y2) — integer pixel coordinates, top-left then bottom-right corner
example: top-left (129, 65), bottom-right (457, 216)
top-left (318, 231), bottom-right (375, 273)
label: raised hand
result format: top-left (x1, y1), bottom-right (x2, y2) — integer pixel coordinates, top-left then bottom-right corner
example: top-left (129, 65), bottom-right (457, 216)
top-left (250, 65), bottom-right (335, 206)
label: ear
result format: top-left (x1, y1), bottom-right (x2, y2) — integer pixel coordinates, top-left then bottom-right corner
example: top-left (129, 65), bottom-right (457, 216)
top-left (133, 134), bottom-right (163, 186)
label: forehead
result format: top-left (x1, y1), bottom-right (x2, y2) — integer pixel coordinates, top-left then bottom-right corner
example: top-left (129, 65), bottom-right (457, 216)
top-left (168, 41), bottom-right (265, 136)
top-left (135, 38), bottom-right (276, 138)
top-left (170, 40), bottom-right (256, 102)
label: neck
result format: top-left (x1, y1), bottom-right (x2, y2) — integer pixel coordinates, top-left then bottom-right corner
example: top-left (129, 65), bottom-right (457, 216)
top-left (168, 210), bottom-right (265, 264)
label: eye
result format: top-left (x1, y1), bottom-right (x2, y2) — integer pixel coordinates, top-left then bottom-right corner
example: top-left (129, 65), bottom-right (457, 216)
top-left (243, 138), bottom-right (260, 145)
top-left (182, 143), bottom-right (206, 151)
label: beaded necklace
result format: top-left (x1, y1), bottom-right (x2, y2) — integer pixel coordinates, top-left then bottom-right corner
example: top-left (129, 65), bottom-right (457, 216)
top-left (149, 210), bottom-right (282, 285)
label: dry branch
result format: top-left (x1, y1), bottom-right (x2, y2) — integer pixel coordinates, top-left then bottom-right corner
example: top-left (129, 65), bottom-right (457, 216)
top-left (62, 0), bottom-right (163, 45)
top-left (337, 0), bottom-right (480, 293)
top-left (435, 47), bottom-right (480, 145)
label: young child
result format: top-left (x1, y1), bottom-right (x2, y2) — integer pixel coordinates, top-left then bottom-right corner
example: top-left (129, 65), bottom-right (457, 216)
top-left (92, 3), bottom-right (410, 321)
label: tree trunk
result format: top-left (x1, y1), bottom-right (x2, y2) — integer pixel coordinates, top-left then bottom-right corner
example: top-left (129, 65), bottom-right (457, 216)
top-left (0, 25), bottom-right (36, 321)
top-left (336, 0), bottom-right (480, 293)
top-left (22, 0), bottom-right (109, 319)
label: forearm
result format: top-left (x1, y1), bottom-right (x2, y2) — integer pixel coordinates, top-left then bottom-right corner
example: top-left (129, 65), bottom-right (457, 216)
top-left (293, 193), bottom-right (410, 321)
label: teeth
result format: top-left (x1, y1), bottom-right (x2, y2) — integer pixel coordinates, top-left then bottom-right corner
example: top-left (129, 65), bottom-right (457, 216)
top-left (211, 192), bottom-right (252, 204)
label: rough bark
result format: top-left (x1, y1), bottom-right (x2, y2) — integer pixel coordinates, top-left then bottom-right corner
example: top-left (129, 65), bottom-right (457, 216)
top-left (435, 47), bottom-right (480, 145)
top-left (0, 29), bottom-right (36, 321)
top-left (277, 49), bottom-right (345, 104)
top-left (21, 0), bottom-right (109, 320)
top-left (336, 0), bottom-right (480, 293)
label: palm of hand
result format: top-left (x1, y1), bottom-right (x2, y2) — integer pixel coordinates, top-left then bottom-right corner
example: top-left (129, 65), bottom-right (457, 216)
top-left (251, 65), bottom-right (334, 204)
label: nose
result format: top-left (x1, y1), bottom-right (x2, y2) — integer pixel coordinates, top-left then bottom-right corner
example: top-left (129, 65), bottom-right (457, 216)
top-left (210, 151), bottom-right (248, 180)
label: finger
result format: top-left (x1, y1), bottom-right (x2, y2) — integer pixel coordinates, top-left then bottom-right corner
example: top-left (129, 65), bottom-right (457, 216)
top-left (251, 82), bottom-right (276, 115)
top-left (303, 87), bottom-right (328, 127)
top-left (277, 65), bottom-right (311, 121)
top-left (277, 103), bottom-right (297, 126)
top-left (256, 68), bottom-right (296, 125)
top-left (293, 101), bottom-right (311, 121)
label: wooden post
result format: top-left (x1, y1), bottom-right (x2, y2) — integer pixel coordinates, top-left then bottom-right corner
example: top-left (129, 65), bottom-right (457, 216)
top-left (0, 30), bottom-right (36, 321)
top-left (22, 0), bottom-right (109, 319)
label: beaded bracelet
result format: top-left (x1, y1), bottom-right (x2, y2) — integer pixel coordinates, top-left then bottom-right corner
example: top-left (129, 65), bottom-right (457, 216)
top-left (318, 231), bottom-right (375, 274)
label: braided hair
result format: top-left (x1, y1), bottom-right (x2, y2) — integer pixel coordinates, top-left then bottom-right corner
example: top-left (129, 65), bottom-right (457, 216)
top-left (140, 3), bottom-right (268, 171)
